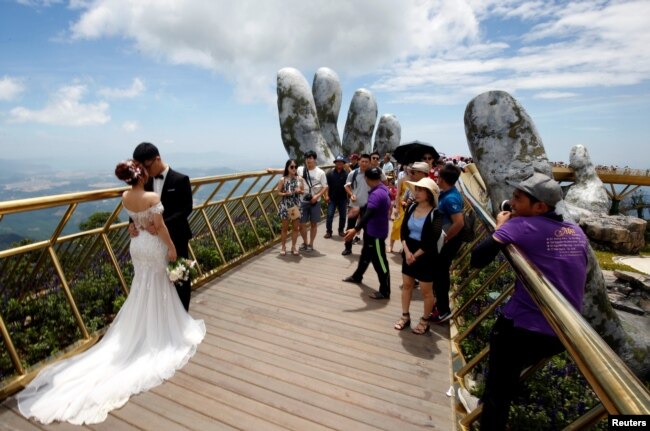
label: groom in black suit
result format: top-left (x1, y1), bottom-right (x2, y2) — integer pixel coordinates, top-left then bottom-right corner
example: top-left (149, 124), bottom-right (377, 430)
top-left (132, 142), bottom-right (194, 311)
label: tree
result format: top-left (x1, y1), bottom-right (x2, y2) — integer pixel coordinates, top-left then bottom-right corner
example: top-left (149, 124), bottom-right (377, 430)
top-left (79, 212), bottom-right (119, 231)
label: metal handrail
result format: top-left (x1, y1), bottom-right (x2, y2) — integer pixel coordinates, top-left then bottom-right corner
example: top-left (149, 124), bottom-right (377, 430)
top-left (456, 178), bottom-right (650, 421)
top-left (0, 168), bottom-right (290, 398)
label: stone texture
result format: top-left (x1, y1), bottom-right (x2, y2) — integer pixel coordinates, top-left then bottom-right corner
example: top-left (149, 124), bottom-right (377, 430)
top-left (613, 270), bottom-right (650, 292)
top-left (464, 91), bottom-right (552, 214)
top-left (342, 89), bottom-right (377, 156)
top-left (373, 114), bottom-right (401, 156)
top-left (564, 145), bottom-right (611, 220)
top-left (312, 67), bottom-right (343, 158)
top-left (464, 90), bottom-right (649, 379)
top-left (277, 67), bottom-right (332, 164)
top-left (580, 214), bottom-right (647, 254)
top-left (576, 244), bottom-right (648, 378)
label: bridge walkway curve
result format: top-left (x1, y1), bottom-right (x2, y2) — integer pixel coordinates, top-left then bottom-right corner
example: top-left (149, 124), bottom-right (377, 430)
top-left (1, 219), bottom-right (453, 431)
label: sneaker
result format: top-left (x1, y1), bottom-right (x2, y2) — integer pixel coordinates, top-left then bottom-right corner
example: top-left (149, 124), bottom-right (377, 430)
top-left (324, 232), bottom-right (332, 238)
top-left (457, 387), bottom-right (479, 413)
top-left (428, 308), bottom-right (440, 320)
top-left (353, 236), bottom-right (361, 244)
top-left (341, 249), bottom-right (352, 256)
top-left (342, 275), bottom-right (362, 283)
top-left (430, 310), bottom-right (452, 324)
top-left (299, 243), bottom-right (309, 251)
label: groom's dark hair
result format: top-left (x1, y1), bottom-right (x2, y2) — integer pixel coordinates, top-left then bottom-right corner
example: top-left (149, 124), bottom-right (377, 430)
top-left (133, 142), bottom-right (160, 163)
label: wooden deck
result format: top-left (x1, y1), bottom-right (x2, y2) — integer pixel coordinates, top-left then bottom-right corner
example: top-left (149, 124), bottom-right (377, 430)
top-left (1, 224), bottom-right (454, 430)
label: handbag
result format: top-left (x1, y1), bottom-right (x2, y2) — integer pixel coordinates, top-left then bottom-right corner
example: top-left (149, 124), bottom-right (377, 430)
top-left (287, 205), bottom-right (301, 220)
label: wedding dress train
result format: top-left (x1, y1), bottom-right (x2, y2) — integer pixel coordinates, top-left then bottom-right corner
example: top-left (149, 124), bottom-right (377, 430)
top-left (17, 203), bottom-right (206, 425)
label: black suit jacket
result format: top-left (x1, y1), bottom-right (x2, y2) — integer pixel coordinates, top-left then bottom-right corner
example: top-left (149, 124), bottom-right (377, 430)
top-left (145, 168), bottom-right (193, 248)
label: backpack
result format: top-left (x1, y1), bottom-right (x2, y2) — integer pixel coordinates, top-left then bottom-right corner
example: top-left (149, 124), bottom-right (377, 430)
top-left (457, 211), bottom-right (476, 242)
top-left (351, 168), bottom-right (359, 190)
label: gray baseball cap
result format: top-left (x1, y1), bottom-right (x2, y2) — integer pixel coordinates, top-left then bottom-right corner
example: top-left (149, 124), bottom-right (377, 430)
top-left (507, 172), bottom-right (563, 207)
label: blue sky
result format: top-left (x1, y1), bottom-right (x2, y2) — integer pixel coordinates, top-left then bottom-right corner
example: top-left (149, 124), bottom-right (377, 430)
top-left (1, 0), bottom-right (649, 178)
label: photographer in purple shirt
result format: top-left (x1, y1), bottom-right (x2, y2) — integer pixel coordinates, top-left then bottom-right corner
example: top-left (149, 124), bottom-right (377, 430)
top-left (470, 173), bottom-right (589, 430)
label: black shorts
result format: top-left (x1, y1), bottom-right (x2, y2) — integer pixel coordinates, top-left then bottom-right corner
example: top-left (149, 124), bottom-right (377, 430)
top-left (401, 237), bottom-right (435, 282)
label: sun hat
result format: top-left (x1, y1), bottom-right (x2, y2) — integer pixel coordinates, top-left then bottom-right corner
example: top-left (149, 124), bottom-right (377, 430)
top-left (506, 172), bottom-right (563, 207)
top-left (410, 161), bottom-right (430, 175)
top-left (406, 177), bottom-right (440, 206)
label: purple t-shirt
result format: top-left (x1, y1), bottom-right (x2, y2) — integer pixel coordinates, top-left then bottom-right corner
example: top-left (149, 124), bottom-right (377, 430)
top-left (494, 215), bottom-right (589, 336)
top-left (365, 183), bottom-right (391, 239)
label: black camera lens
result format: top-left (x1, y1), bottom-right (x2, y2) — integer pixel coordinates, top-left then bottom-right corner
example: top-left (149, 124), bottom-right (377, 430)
top-left (501, 200), bottom-right (512, 212)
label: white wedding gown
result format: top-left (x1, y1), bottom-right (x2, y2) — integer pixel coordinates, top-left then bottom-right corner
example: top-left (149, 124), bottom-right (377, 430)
top-left (17, 203), bottom-right (206, 425)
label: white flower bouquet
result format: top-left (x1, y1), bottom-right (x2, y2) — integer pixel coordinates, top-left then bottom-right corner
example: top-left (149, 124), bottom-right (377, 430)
top-left (166, 258), bottom-right (197, 286)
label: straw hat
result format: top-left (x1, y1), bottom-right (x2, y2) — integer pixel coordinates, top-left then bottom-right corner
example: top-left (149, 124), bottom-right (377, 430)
top-left (406, 177), bottom-right (440, 206)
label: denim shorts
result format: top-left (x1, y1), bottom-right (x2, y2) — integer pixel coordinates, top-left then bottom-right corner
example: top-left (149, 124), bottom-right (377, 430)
top-left (300, 201), bottom-right (321, 223)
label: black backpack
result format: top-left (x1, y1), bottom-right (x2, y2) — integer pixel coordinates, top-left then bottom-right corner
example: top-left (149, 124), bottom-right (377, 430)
top-left (457, 211), bottom-right (476, 242)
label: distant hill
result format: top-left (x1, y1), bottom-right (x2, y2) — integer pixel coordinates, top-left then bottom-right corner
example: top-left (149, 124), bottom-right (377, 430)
top-left (0, 163), bottom-right (260, 245)
top-left (0, 232), bottom-right (26, 250)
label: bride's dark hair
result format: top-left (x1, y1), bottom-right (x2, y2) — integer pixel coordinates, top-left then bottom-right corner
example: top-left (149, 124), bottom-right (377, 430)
top-left (115, 159), bottom-right (145, 185)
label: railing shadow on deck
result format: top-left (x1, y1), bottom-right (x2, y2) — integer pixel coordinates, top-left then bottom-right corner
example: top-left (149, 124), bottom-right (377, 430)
top-left (0, 169), bottom-right (291, 399)
top-left (450, 165), bottom-right (650, 430)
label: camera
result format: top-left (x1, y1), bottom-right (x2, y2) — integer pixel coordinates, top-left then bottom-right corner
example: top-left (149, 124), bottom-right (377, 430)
top-left (500, 200), bottom-right (512, 212)
top-left (303, 193), bottom-right (313, 201)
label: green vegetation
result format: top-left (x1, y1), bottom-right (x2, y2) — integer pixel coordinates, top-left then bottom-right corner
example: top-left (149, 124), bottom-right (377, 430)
top-left (0, 208), bottom-right (280, 384)
top-left (455, 255), bottom-right (607, 430)
top-left (79, 211), bottom-right (119, 231)
top-left (593, 249), bottom-right (639, 272)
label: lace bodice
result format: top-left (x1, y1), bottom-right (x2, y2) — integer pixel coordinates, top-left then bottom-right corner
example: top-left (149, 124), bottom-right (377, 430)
top-left (127, 202), bottom-right (164, 230)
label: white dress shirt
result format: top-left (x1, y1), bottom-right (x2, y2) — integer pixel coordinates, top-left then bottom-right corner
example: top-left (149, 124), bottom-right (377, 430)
top-left (153, 166), bottom-right (170, 196)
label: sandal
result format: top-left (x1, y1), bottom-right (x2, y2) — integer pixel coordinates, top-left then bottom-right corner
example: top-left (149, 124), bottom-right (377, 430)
top-left (291, 248), bottom-right (299, 256)
top-left (412, 316), bottom-right (430, 335)
top-left (394, 313), bottom-right (411, 330)
top-left (280, 249), bottom-right (286, 256)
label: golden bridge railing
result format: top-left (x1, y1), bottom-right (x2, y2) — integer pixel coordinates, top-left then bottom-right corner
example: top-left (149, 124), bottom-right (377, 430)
top-left (0, 169), bottom-right (291, 399)
top-left (450, 170), bottom-right (650, 430)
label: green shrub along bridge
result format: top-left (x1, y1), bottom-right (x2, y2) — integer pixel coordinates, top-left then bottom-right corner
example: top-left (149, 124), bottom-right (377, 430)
top-left (0, 166), bottom-right (648, 430)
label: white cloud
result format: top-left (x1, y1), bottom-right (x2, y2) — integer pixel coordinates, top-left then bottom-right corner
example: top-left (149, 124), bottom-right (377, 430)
top-left (68, 0), bottom-right (479, 104)
top-left (122, 120), bottom-right (138, 132)
top-left (65, 0), bottom-right (650, 106)
top-left (98, 78), bottom-right (145, 99)
top-left (533, 91), bottom-right (579, 100)
top-left (375, 0), bottom-right (650, 102)
top-left (8, 84), bottom-right (110, 126)
top-left (0, 76), bottom-right (25, 101)
top-left (16, 0), bottom-right (63, 7)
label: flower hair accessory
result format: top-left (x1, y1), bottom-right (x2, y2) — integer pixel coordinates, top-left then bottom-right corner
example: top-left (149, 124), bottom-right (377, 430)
top-left (125, 160), bottom-right (143, 182)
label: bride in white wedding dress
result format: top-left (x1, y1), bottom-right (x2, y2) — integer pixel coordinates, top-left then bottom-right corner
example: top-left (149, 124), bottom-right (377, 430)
top-left (17, 160), bottom-right (206, 425)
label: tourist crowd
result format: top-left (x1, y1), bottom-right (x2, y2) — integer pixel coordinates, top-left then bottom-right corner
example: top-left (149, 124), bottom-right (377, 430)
top-left (271, 149), bottom-right (471, 329)
top-left (272, 149), bottom-right (590, 431)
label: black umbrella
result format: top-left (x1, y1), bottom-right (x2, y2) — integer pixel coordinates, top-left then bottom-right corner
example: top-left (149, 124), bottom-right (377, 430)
top-left (393, 140), bottom-right (440, 165)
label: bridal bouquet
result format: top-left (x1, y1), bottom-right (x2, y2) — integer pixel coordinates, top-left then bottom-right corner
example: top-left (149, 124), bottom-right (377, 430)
top-left (166, 258), bottom-right (197, 286)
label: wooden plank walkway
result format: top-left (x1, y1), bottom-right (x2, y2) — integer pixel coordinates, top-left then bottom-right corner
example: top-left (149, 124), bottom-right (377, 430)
top-left (2, 225), bottom-right (454, 430)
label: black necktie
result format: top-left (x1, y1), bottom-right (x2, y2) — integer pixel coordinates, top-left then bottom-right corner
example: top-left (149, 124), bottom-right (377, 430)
top-left (154, 174), bottom-right (164, 180)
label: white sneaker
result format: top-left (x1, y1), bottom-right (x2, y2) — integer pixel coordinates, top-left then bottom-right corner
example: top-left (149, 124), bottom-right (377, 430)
top-left (457, 387), bottom-right (479, 413)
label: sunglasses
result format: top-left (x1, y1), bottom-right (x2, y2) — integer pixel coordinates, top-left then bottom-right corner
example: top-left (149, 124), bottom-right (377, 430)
top-left (423, 156), bottom-right (434, 161)
top-left (288, 165), bottom-right (297, 169)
